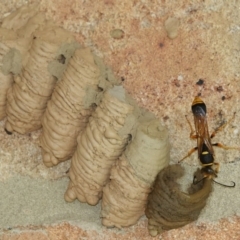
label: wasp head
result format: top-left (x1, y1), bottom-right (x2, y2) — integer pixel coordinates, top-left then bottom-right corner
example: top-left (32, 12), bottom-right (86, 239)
top-left (194, 166), bottom-right (235, 188)
top-left (201, 166), bottom-right (217, 179)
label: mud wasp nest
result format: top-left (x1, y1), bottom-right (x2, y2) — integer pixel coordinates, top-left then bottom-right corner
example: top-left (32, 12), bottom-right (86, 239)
top-left (40, 47), bottom-right (104, 167)
top-left (101, 118), bottom-right (170, 228)
top-left (0, 14), bottom-right (40, 120)
top-left (64, 86), bottom-right (134, 205)
top-left (5, 23), bottom-right (75, 134)
top-left (145, 164), bottom-right (212, 236)
top-left (0, 29), bottom-right (16, 120)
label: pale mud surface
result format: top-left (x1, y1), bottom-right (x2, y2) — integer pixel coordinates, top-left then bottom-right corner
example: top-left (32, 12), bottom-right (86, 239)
top-left (0, 164), bottom-right (239, 230)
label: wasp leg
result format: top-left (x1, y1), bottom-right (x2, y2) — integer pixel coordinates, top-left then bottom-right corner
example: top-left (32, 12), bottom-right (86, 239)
top-left (185, 115), bottom-right (198, 139)
top-left (212, 142), bottom-right (240, 151)
top-left (210, 112), bottom-right (236, 138)
top-left (178, 146), bottom-right (198, 163)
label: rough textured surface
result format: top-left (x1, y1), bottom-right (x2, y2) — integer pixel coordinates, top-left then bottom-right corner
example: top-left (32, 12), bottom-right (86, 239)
top-left (5, 22), bottom-right (75, 134)
top-left (65, 86), bottom-right (133, 205)
top-left (101, 118), bottom-right (169, 228)
top-left (0, 24), bottom-right (32, 120)
top-left (101, 157), bottom-right (151, 228)
top-left (40, 47), bottom-right (102, 167)
top-left (1, 2), bottom-right (40, 30)
top-left (0, 120), bottom-right (70, 182)
top-left (1, 218), bottom-right (240, 240)
top-left (127, 119), bottom-right (170, 184)
top-left (0, 0), bottom-right (240, 239)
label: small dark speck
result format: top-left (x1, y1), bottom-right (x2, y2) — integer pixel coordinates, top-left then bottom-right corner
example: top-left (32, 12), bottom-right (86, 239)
top-left (218, 110), bottom-right (223, 119)
top-left (173, 79), bottom-right (180, 87)
top-left (159, 42), bottom-right (164, 48)
top-left (163, 116), bottom-right (169, 121)
top-left (5, 129), bottom-right (12, 135)
top-left (196, 79), bottom-right (204, 85)
top-left (216, 86), bottom-right (223, 92)
top-left (121, 76), bottom-right (125, 82)
top-left (222, 96), bottom-right (226, 101)
top-left (189, 9), bottom-right (198, 14)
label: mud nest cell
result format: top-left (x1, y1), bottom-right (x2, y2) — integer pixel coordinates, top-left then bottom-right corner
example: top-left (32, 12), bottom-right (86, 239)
top-left (145, 164), bottom-right (212, 236)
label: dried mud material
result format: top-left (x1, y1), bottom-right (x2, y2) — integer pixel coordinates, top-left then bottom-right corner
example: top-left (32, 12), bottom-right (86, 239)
top-left (5, 24), bottom-right (75, 134)
top-left (0, 7), bottom-right (45, 120)
top-left (64, 86), bottom-right (134, 205)
top-left (164, 17), bottom-right (180, 39)
top-left (40, 47), bottom-right (104, 167)
top-left (145, 165), bottom-right (212, 237)
top-left (0, 28), bottom-right (17, 120)
top-left (1, 3), bottom-right (41, 31)
top-left (101, 119), bottom-right (170, 228)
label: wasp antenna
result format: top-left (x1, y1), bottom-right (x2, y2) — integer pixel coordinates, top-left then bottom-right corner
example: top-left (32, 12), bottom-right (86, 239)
top-left (212, 179), bottom-right (236, 188)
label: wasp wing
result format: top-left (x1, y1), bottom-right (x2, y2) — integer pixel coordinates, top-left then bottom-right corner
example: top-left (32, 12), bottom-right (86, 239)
top-left (194, 113), bottom-right (214, 158)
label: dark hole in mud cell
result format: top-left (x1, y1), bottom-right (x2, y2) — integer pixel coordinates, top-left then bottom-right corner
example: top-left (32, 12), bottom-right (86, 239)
top-left (97, 86), bottom-right (104, 92)
top-left (128, 134), bottom-right (132, 141)
top-left (5, 128), bottom-right (12, 135)
top-left (91, 103), bottom-right (97, 110)
top-left (58, 54), bottom-right (66, 64)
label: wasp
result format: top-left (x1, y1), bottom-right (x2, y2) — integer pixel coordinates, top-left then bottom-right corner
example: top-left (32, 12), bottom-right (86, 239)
top-left (179, 96), bottom-right (238, 187)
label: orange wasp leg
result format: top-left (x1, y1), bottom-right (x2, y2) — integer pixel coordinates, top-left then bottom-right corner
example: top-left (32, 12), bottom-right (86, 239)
top-left (178, 115), bottom-right (198, 163)
top-left (210, 113), bottom-right (240, 150)
top-left (210, 112), bottom-right (236, 139)
top-left (211, 142), bottom-right (240, 151)
top-left (185, 115), bottom-right (198, 139)
top-left (178, 146), bottom-right (198, 163)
